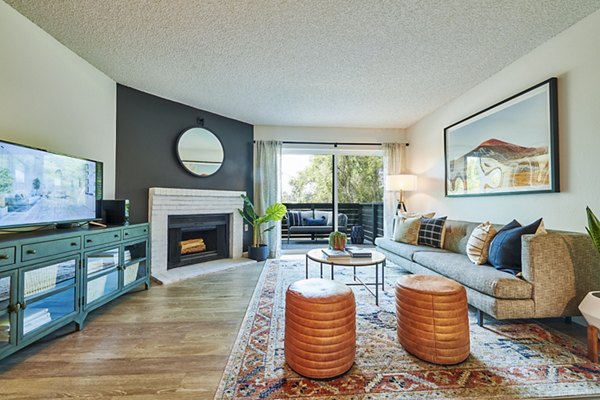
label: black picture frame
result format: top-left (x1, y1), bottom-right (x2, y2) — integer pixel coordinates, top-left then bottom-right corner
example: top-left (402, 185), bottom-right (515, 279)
top-left (444, 77), bottom-right (559, 197)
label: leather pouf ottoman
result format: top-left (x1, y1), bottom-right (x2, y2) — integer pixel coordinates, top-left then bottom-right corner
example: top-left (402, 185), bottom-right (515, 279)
top-left (285, 278), bottom-right (356, 379)
top-left (395, 275), bottom-right (470, 365)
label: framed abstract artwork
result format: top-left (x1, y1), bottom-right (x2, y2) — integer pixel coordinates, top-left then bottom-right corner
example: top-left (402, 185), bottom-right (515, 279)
top-left (444, 78), bottom-right (559, 197)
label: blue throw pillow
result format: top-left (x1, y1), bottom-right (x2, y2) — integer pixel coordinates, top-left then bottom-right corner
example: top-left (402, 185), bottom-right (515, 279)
top-left (303, 216), bottom-right (327, 226)
top-left (488, 218), bottom-right (543, 273)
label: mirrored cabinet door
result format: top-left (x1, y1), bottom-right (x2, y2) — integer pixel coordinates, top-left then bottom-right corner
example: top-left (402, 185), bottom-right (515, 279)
top-left (123, 241), bottom-right (148, 287)
top-left (85, 248), bottom-right (121, 307)
top-left (21, 259), bottom-right (78, 337)
top-left (0, 272), bottom-right (17, 349)
top-left (87, 248), bottom-right (119, 278)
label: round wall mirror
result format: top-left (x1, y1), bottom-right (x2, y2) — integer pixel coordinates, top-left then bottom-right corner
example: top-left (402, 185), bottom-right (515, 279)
top-left (176, 127), bottom-right (224, 177)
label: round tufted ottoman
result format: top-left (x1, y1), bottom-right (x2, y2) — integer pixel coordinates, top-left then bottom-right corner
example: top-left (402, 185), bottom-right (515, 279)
top-left (285, 278), bottom-right (356, 379)
top-left (395, 275), bottom-right (470, 365)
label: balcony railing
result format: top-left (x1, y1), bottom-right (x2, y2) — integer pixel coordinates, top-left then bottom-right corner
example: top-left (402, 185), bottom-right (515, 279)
top-left (282, 202), bottom-right (384, 244)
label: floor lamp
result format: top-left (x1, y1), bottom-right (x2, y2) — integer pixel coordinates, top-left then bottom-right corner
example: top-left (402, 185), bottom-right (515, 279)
top-left (385, 174), bottom-right (417, 213)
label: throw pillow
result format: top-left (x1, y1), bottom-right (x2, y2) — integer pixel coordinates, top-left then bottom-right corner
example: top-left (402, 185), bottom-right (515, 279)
top-left (466, 222), bottom-right (497, 265)
top-left (536, 220), bottom-right (548, 234)
top-left (286, 211), bottom-right (302, 227)
top-left (392, 217), bottom-right (422, 245)
top-left (398, 211), bottom-right (435, 220)
top-left (488, 218), bottom-right (543, 273)
top-left (418, 216), bottom-right (447, 248)
top-left (303, 216), bottom-right (327, 226)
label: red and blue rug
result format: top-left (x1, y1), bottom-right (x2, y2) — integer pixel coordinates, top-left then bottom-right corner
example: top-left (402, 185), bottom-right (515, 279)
top-left (214, 258), bottom-right (600, 399)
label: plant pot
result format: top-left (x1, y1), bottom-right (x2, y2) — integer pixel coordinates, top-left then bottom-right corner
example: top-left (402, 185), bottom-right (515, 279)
top-left (579, 291), bottom-right (600, 328)
top-left (248, 244), bottom-right (269, 261)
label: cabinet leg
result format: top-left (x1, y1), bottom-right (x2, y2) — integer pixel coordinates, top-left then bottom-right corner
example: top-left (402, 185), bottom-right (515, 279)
top-left (75, 321), bottom-right (84, 332)
top-left (144, 281), bottom-right (150, 290)
top-left (588, 325), bottom-right (599, 363)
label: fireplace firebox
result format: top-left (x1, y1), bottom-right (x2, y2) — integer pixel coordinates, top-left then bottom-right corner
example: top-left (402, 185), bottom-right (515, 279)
top-left (168, 214), bottom-right (230, 269)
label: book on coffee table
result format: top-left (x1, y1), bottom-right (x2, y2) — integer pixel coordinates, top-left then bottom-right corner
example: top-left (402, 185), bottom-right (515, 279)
top-left (346, 247), bottom-right (373, 258)
top-left (321, 249), bottom-right (351, 258)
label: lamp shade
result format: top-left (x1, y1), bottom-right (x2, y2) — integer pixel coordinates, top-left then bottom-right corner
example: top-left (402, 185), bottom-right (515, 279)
top-left (385, 174), bottom-right (417, 192)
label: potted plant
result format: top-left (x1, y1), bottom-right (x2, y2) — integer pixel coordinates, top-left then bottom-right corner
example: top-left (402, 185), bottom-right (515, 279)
top-left (579, 206), bottom-right (600, 362)
top-left (238, 194), bottom-right (287, 261)
top-left (329, 231), bottom-right (347, 251)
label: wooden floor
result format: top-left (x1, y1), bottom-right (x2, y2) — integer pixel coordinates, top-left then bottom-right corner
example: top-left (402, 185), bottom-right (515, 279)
top-left (0, 262), bottom-right (265, 400)
top-left (0, 258), bottom-right (589, 399)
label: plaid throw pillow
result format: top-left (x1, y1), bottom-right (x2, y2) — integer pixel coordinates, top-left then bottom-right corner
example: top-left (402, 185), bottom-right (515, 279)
top-left (418, 216), bottom-right (447, 248)
top-left (286, 211), bottom-right (302, 227)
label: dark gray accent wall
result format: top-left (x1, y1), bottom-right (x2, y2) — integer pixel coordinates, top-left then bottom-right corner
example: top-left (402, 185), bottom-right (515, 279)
top-left (115, 85), bottom-right (253, 246)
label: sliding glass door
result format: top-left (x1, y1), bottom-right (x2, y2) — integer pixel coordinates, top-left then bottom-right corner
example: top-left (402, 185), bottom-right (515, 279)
top-left (281, 145), bottom-right (383, 248)
top-left (337, 154), bottom-right (384, 242)
top-left (282, 153), bottom-right (334, 243)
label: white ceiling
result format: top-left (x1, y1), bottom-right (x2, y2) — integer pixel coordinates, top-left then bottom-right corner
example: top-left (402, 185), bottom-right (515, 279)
top-left (6, 0), bottom-right (600, 128)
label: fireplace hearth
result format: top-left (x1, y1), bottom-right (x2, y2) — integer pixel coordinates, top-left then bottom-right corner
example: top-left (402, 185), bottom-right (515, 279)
top-left (168, 214), bottom-right (230, 269)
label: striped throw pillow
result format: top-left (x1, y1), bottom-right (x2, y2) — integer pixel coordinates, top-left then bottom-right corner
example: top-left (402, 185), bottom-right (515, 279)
top-left (393, 217), bottom-right (422, 245)
top-left (418, 216), bottom-right (447, 248)
top-left (466, 222), bottom-right (497, 265)
top-left (286, 211), bottom-right (302, 227)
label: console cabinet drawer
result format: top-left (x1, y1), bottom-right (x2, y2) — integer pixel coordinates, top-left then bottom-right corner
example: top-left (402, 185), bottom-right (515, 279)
top-left (84, 230), bottom-right (121, 248)
top-left (22, 237), bottom-right (81, 262)
top-left (123, 225), bottom-right (149, 240)
top-left (0, 246), bottom-right (15, 267)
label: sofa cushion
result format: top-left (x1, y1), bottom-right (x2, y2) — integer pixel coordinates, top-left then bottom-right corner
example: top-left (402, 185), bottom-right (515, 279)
top-left (375, 237), bottom-right (446, 261)
top-left (418, 216), bottom-right (447, 248)
top-left (303, 216), bottom-right (327, 226)
top-left (286, 211), bottom-right (302, 227)
top-left (466, 222), bottom-right (497, 265)
top-left (488, 218), bottom-right (543, 273)
top-left (314, 211), bottom-right (332, 225)
top-left (412, 251), bottom-right (533, 300)
top-left (443, 220), bottom-right (481, 254)
top-left (393, 217), bottom-right (421, 245)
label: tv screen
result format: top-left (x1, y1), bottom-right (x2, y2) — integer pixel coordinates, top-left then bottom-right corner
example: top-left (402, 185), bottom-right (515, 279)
top-left (0, 140), bottom-right (102, 228)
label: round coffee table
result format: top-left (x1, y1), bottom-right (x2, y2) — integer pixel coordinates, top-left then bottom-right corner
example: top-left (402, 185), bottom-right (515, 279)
top-left (305, 248), bottom-right (386, 305)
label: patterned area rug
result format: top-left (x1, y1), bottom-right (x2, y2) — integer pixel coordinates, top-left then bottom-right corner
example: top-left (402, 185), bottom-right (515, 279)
top-left (214, 258), bottom-right (600, 399)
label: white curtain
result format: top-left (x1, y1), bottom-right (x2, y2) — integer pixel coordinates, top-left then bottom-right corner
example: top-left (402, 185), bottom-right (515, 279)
top-left (383, 143), bottom-right (406, 237)
top-left (254, 140), bottom-right (283, 258)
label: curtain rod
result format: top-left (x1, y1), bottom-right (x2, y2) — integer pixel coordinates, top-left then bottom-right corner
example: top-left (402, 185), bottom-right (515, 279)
top-left (253, 140), bottom-right (409, 147)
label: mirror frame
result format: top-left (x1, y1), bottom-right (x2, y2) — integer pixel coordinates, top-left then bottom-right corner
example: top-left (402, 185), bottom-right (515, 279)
top-left (175, 126), bottom-right (225, 177)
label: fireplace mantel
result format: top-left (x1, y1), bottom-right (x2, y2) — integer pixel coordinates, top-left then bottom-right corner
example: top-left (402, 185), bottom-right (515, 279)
top-left (148, 188), bottom-right (254, 284)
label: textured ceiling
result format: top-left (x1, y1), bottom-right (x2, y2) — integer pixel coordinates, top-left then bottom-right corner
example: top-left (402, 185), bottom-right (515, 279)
top-left (6, 0), bottom-right (600, 128)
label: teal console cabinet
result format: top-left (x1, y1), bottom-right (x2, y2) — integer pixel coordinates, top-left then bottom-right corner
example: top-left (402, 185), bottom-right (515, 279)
top-left (0, 223), bottom-right (150, 361)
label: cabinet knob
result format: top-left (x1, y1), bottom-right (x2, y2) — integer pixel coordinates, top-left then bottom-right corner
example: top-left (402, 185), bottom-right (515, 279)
top-left (7, 303), bottom-right (20, 313)
top-left (19, 301), bottom-right (26, 310)
top-left (71, 242), bottom-right (78, 246)
top-left (86, 239), bottom-right (93, 243)
top-left (114, 234), bottom-right (119, 238)
top-left (124, 232), bottom-right (129, 236)
top-left (0, 254), bottom-right (8, 260)
top-left (26, 249), bottom-right (37, 255)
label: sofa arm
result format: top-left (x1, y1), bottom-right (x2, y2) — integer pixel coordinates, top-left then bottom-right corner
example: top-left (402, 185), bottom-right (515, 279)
top-left (521, 232), bottom-right (600, 318)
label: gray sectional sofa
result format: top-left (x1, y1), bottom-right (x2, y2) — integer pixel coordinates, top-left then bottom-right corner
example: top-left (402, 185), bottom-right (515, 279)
top-left (376, 219), bottom-right (600, 324)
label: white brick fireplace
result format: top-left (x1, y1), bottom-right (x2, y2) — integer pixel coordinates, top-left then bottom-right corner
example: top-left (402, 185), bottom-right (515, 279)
top-left (148, 187), bottom-right (254, 284)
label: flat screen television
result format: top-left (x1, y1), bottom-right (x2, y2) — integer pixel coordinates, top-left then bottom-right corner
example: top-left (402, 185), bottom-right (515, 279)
top-left (0, 139), bottom-right (102, 229)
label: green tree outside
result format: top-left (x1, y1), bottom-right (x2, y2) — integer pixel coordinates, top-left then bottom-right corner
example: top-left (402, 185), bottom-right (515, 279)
top-left (283, 155), bottom-right (383, 203)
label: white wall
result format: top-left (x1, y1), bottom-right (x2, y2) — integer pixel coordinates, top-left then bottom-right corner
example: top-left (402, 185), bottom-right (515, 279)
top-left (406, 9), bottom-right (600, 232)
top-left (255, 125), bottom-right (406, 144)
top-left (0, 1), bottom-right (117, 198)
